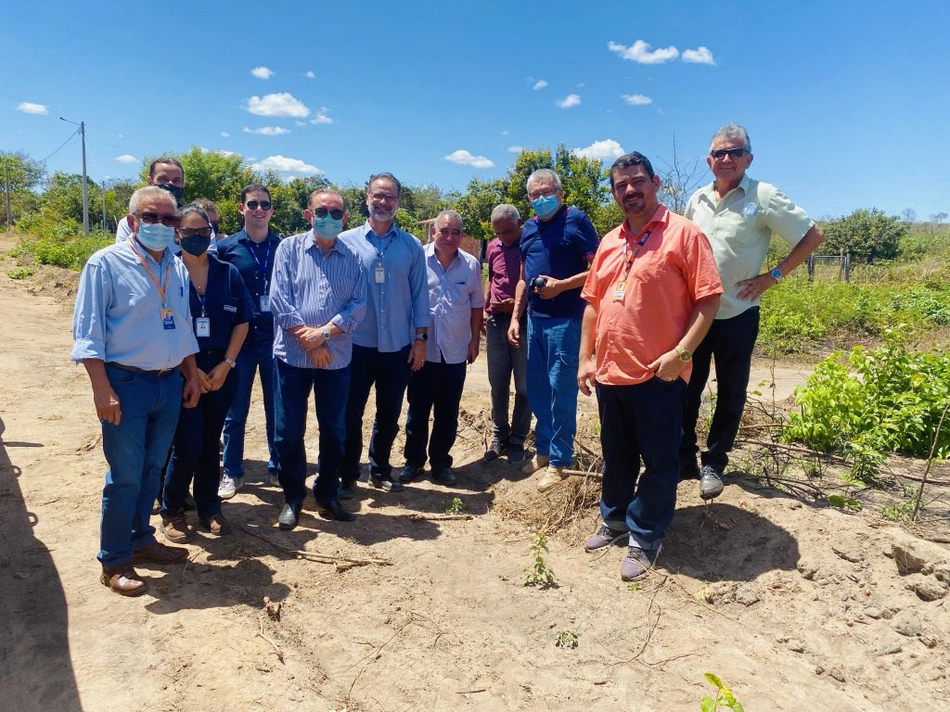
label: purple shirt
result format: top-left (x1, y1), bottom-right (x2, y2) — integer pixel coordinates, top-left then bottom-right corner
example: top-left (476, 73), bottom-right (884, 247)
top-left (485, 238), bottom-right (521, 314)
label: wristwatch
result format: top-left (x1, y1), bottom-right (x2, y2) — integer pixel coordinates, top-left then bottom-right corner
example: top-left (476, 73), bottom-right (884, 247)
top-left (415, 333), bottom-right (428, 342)
top-left (321, 327), bottom-right (331, 342)
top-left (674, 345), bottom-right (692, 363)
top-left (770, 267), bottom-right (784, 282)
top-left (223, 357), bottom-right (237, 368)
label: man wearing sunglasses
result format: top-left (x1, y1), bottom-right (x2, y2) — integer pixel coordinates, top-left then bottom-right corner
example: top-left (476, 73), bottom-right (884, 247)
top-left (72, 186), bottom-right (202, 595)
top-left (681, 124), bottom-right (824, 500)
top-left (216, 184), bottom-right (283, 498)
top-left (269, 190), bottom-right (367, 530)
top-left (339, 172), bottom-right (429, 494)
top-left (115, 157), bottom-right (186, 243)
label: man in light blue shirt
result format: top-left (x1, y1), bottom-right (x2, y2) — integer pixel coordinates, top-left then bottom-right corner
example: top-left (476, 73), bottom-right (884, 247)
top-left (72, 186), bottom-right (201, 596)
top-left (339, 173), bottom-right (429, 494)
top-left (269, 189), bottom-right (367, 530)
top-left (400, 211), bottom-right (484, 485)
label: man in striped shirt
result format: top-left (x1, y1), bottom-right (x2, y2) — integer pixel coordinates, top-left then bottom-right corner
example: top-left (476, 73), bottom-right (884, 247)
top-left (269, 190), bottom-right (368, 530)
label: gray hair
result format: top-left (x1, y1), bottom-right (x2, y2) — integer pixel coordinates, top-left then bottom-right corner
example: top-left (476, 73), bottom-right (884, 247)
top-left (308, 188), bottom-right (346, 210)
top-left (710, 124), bottom-right (752, 153)
top-left (434, 209), bottom-right (463, 232)
top-left (491, 203), bottom-right (522, 223)
top-left (130, 185), bottom-right (177, 215)
top-left (526, 168), bottom-right (562, 193)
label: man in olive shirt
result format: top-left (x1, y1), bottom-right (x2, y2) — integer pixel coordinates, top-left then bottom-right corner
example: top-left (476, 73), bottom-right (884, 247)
top-left (681, 124), bottom-right (824, 500)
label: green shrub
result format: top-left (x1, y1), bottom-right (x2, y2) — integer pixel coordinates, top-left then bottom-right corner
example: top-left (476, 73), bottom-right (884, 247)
top-left (13, 215), bottom-right (112, 270)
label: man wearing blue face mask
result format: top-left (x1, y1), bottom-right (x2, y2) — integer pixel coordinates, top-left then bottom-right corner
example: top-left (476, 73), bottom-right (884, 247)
top-left (269, 190), bottom-right (367, 530)
top-left (507, 168), bottom-right (600, 491)
top-left (72, 186), bottom-right (203, 596)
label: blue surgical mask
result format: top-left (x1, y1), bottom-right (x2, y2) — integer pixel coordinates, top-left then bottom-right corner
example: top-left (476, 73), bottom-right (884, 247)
top-left (531, 194), bottom-right (560, 219)
top-left (137, 221), bottom-right (175, 251)
top-left (313, 215), bottom-right (344, 241)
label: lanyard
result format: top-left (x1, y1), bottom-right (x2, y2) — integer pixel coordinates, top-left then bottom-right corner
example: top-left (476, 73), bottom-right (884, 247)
top-left (126, 238), bottom-right (170, 305)
top-left (247, 239), bottom-right (271, 281)
top-left (622, 228), bottom-right (652, 276)
top-left (196, 292), bottom-right (207, 317)
top-left (370, 231), bottom-right (394, 264)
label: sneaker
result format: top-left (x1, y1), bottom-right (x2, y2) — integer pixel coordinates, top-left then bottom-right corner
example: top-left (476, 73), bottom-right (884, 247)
top-left (507, 445), bottom-right (526, 464)
top-left (521, 454), bottom-right (549, 475)
top-left (537, 466), bottom-right (567, 492)
top-left (620, 544), bottom-right (662, 581)
top-left (199, 513), bottom-right (232, 536)
top-left (432, 467), bottom-right (457, 486)
top-left (483, 440), bottom-right (508, 463)
top-left (161, 513), bottom-right (191, 543)
top-left (370, 475), bottom-right (404, 492)
top-left (699, 465), bottom-right (724, 500)
top-left (399, 465), bottom-right (425, 483)
top-left (218, 474), bottom-right (243, 500)
top-left (584, 523), bottom-right (627, 552)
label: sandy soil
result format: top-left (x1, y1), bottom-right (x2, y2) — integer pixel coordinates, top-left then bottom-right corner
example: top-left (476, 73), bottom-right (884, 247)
top-left (1, 236), bottom-right (948, 712)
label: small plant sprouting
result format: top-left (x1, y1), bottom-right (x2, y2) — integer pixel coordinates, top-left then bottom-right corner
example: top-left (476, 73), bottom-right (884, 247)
top-left (701, 673), bottom-right (745, 712)
top-left (8, 268), bottom-right (35, 280)
top-left (827, 494), bottom-right (862, 512)
top-left (522, 532), bottom-right (555, 587)
top-left (626, 581), bottom-right (643, 592)
top-left (555, 630), bottom-right (578, 649)
top-left (444, 497), bottom-right (467, 515)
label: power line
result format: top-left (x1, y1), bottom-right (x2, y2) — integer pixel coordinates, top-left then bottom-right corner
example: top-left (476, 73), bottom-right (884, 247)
top-left (39, 129), bottom-right (79, 163)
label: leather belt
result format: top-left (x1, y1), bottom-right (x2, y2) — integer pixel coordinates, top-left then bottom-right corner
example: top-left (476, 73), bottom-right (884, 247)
top-left (109, 362), bottom-right (179, 377)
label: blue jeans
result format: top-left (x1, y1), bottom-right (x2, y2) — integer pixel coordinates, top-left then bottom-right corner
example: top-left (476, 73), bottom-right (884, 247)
top-left (486, 312), bottom-right (530, 447)
top-left (342, 344), bottom-right (411, 484)
top-left (681, 307), bottom-right (760, 472)
top-left (597, 377), bottom-right (686, 551)
top-left (223, 340), bottom-right (277, 479)
top-left (164, 351), bottom-right (237, 519)
top-left (404, 358), bottom-right (467, 470)
top-left (526, 314), bottom-right (580, 467)
top-left (274, 358), bottom-right (350, 507)
top-left (99, 364), bottom-right (182, 567)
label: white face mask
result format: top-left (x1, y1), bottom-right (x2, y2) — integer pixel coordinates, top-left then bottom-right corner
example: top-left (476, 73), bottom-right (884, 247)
top-left (137, 221), bottom-right (175, 251)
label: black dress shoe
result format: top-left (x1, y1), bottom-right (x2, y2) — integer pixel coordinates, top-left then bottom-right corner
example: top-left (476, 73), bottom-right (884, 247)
top-left (317, 498), bottom-right (356, 522)
top-left (277, 502), bottom-right (302, 530)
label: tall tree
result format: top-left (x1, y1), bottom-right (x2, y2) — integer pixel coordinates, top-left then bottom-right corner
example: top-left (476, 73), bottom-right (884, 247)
top-left (819, 208), bottom-right (907, 263)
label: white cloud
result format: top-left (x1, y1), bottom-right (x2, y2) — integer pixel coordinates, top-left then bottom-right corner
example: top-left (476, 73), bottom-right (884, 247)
top-left (220, 131), bottom-right (231, 137)
top-left (304, 70), bottom-right (316, 79)
top-left (251, 155), bottom-right (320, 174)
top-left (115, 154), bottom-right (138, 164)
top-left (608, 39), bottom-right (679, 64)
top-left (294, 120), bottom-right (306, 127)
top-left (621, 93), bottom-right (653, 105)
top-left (243, 125), bottom-right (291, 135)
top-left (556, 94), bottom-right (581, 109)
top-left (443, 150), bottom-right (495, 169)
top-left (215, 150), bottom-right (239, 157)
top-left (507, 145), bottom-right (525, 153)
top-left (501, 129), bottom-right (510, 136)
top-left (245, 92), bottom-right (309, 118)
top-left (251, 66), bottom-right (274, 79)
top-left (17, 101), bottom-right (49, 115)
top-left (532, 79), bottom-right (548, 90)
top-left (575, 139), bottom-right (626, 161)
top-left (682, 46), bottom-right (715, 64)
top-left (310, 107), bottom-right (334, 125)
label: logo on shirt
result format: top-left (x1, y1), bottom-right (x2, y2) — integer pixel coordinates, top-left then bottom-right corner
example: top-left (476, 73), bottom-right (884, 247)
top-left (223, 304), bottom-right (237, 312)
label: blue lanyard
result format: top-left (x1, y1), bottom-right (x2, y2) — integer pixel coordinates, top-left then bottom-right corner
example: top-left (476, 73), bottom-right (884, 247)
top-left (370, 231), bottom-right (394, 263)
top-left (247, 239), bottom-right (271, 281)
top-left (196, 292), bottom-right (207, 317)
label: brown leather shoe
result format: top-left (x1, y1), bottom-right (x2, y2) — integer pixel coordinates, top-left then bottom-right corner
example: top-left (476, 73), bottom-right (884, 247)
top-left (161, 513), bottom-right (191, 543)
top-left (199, 513), bottom-right (232, 536)
top-left (131, 542), bottom-right (189, 565)
top-left (100, 564), bottom-right (149, 596)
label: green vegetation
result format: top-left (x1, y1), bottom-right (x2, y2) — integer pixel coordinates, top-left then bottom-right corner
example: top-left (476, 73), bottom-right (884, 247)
top-left (554, 630), bottom-right (578, 649)
top-left (7, 267), bottom-right (35, 280)
top-left (701, 673), bottom-right (745, 712)
top-left (522, 533), bottom-right (556, 588)
top-left (443, 497), bottom-right (468, 515)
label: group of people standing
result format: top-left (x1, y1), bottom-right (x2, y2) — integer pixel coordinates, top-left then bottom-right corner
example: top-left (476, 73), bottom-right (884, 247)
top-left (72, 123), bottom-right (823, 596)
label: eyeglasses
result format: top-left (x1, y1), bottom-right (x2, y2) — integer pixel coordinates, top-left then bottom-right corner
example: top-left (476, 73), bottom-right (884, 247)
top-left (710, 148), bottom-right (749, 160)
top-left (210, 221), bottom-right (220, 232)
top-left (527, 188), bottom-right (557, 200)
top-left (138, 211), bottom-right (179, 227)
top-left (178, 227), bottom-right (213, 238)
top-left (369, 192), bottom-right (398, 203)
top-left (313, 207), bottom-right (345, 220)
top-left (244, 200), bottom-right (272, 210)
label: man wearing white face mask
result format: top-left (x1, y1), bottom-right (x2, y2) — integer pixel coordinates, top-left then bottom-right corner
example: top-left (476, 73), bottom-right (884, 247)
top-left (507, 168), bottom-right (599, 491)
top-left (268, 190), bottom-right (367, 530)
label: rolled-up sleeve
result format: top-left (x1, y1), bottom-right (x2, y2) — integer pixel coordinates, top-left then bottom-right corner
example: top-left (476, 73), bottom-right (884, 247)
top-left (71, 259), bottom-right (109, 362)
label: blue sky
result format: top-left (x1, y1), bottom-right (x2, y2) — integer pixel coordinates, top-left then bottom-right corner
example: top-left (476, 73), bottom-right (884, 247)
top-left (3, 0), bottom-right (949, 220)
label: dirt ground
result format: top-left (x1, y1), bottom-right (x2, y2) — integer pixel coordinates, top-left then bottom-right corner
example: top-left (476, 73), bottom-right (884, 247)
top-left (1, 235), bottom-right (948, 712)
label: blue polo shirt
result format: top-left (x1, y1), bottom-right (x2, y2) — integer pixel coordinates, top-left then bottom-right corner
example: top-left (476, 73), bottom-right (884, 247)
top-left (521, 205), bottom-right (599, 320)
top-left (215, 228), bottom-right (282, 346)
top-left (186, 254), bottom-right (254, 352)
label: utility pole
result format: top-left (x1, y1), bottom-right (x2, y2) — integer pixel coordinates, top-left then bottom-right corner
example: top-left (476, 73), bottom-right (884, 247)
top-left (59, 116), bottom-right (90, 235)
top-left (3, 158), bottom-right (11, 230)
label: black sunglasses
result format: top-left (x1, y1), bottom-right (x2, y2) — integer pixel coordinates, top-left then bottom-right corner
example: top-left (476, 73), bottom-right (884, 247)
top-left (139, 211), bottom-right (179, 227)
top-left (244, 200), bottom-right (272, 210)
top-left (178, 227), bottom-right (213, 238)
top-left (710, 148), bottom-right (748, 160)
top-left (314, 207), bottom-right (345, 220)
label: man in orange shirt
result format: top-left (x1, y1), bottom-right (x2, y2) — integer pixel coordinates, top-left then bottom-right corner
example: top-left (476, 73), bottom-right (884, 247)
top-left (578, 152), bottom-right (723, 581)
